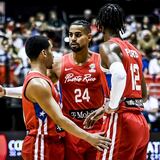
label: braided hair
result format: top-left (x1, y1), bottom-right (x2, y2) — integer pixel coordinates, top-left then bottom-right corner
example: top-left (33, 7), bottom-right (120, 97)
top-left (96, 3), bottom-right (125, 34)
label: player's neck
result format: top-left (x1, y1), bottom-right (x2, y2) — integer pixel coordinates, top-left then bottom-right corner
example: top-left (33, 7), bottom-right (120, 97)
top-left (104, 30), bottom-right (120, 41)
top-left (30, 63), bottom-right (47, 75)
top-left (72, 51), bottom-right (91, 66)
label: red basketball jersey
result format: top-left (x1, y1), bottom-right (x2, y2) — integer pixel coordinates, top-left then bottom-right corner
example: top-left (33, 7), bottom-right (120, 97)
top-left (109, 38), bottom-right (143, 112)
top-left (22, 72), bottom-right (64, 137)
top-left (59, 52), bottom-right (109, 127)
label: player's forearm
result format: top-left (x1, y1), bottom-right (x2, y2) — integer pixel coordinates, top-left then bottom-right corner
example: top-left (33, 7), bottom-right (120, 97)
top-left (56, 115), bottom-right (90, 141)
top-left (141, 74), bottom-right (147, 102)
top-left (4, 87), bottom-right (23, 99)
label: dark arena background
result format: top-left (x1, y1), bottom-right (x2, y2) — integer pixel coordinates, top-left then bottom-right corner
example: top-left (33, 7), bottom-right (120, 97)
top-left (0, 0), bottom-right (160, 159)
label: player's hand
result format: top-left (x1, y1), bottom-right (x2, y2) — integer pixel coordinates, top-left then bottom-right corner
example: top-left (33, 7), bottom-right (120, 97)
top-left (87, 132), bottom-right (111, 152)
top-left (0, 85), bottom-right (5, 97)
top-left (103, 102), bottom-right (118, 114)
top-left (83, 107), bottom-right (105, 129)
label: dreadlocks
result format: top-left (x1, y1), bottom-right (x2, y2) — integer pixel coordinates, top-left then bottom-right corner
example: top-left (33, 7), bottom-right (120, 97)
top-left (96, 3), bottom-right (125, 34)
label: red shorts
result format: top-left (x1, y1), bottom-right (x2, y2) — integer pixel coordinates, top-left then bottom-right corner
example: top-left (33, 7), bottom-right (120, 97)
top-left (22, 135), bottom-right (64, 160)
top-left (64, 132), bottom-right (97, 160)
top-left (97, 111), bottom-right (150, 160)
top-left (64, 123), bottom-right (102, 160)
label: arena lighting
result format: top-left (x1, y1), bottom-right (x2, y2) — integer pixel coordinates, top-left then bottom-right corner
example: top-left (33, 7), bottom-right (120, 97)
top-left (64, 37), bottom-right (69, 43)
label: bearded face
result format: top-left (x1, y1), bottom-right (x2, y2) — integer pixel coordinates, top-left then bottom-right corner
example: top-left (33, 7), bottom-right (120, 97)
top-left (70, 43), bottom-right (83, 52)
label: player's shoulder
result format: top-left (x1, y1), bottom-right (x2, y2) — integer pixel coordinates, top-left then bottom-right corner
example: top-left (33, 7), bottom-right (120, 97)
top-left (29, 77), bottom-right (48, 87)
top-left (27, 78), bottom-right (51, 95)
top-left (103, 41), bottom-right (121, 53)
top-left (25, 77), bottom-right (52, 101)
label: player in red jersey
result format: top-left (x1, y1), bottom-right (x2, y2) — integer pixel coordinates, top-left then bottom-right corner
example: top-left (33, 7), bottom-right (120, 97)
top-left (0, 20), bottom-right (110, 160)
top-left (17, 35), bottom-right (111, 160)
top-left (84, 3), bottom-right (150, 160)
top-left (57, 20), bottom-right (109, 160)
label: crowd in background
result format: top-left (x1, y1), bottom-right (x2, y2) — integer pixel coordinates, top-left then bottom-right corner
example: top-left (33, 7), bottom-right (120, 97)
top-left (0, 7), bottom-right (160, 132)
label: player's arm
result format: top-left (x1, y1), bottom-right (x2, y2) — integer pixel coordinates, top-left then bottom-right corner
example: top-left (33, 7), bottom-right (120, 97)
top-left (141, 74), bottom-right (147, 102)
top-left (0, 85), bottom-right (22, 98)
top-left (26, 78), bottom-right (111, 151)
top-left (84, 43), bottom-right (126, 128)
top-left (99, 42), bottom-right (126, 112)
top-left (0, 58), bottom-right (62, 99)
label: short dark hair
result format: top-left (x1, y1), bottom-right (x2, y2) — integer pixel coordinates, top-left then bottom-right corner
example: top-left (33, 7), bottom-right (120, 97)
top-left (96, 3), bottom-right (125, 34)
top-left (70, 20), bottom-right (91, 33)
top-left (25, 35), bottom-right (49, 60)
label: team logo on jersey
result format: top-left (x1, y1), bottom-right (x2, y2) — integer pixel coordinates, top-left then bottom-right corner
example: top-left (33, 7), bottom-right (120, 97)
top-left (64, 73), bottom-right (96, 83)
top-left (89, 63), bottom-right (96, 73)
top-left (65, 67), bottom-right (73, 71)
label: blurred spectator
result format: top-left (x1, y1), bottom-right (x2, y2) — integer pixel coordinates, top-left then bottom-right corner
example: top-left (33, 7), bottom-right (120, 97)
top-left (121, 15), bottom-right (138, 46)
top-left (126, 15), bottom-right (137, 33)
top-left (0, 37), bottom-right (23, 129)
top-left (148, 50), bottom-right (160, 75)
top-left (153, 8), bottom-right (160, 23)
top-left (89, 18), bottom-right (103, 52)
top-left (138, 30), bottom-right (156, 53)
top-left (150, 24), bottom-right (160, 44)
top-left (142, 16), bottom-right (151, 30)
top-left (35, 12), bottom-right (47, 32)
top-left (143, 90), bottom-right (159, 131)
top-left (11, 29), bottom-right (24, 56)
top-left (138, 29), bottom-right (156, 74)
top-left (0, 37), bottom-right (20, 86)
top-left (14, 43), bottom-right (30, 86)
top-left (42, 30), bottom-right (64, 57)
top-left (47, 10), bottom-right (67, 50)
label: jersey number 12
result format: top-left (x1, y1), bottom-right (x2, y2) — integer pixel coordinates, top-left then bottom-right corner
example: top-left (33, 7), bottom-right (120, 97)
top-left (130, 63), bottom-right (141, 91)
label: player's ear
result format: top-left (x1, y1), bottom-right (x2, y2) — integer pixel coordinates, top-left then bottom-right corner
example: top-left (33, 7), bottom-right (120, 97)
top-left (41, 49), bottom-right (47, 57)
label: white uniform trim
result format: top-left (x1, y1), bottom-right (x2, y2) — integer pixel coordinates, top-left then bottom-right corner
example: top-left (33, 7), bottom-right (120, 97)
top-left (34, 135), bottom-right (39, 160)
top-left (40, 134), bottom-right (44, 160)
top-left (102, 113), bottom-right (114, 160)
top-left (44, 118), bottom-right (48, 135)
top-left (34, 119), bottom-right (45, 160)
top-left (109, 113), bottom-right (118, 160)
top-left (102, 113), bottom-right (118, 160)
